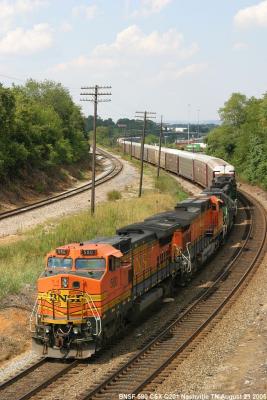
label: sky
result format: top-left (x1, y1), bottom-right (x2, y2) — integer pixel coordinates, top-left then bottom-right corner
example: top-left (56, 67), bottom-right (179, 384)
top-left (0, 0), bottom-right (267, 123)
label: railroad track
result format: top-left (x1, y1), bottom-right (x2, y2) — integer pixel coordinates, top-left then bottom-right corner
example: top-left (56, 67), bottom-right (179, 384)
top-left (0, 358), bottom-right (81, 400)
top-left (75, 190), bottom-right (266, 400)
top-left (0, 147), bottom-right (123, 221)
top-left (0, 191), bottom-right (265, 400)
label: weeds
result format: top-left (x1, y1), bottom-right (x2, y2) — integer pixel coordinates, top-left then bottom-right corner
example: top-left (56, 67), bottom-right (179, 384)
top-left (0, 149), bottom-right (188, 300)
top-left (0, 193), bottom-right (176, 298)
top-left (107, 190), bottom-right (122, 201)
top-left (154, 172), bottom-right (188, 201)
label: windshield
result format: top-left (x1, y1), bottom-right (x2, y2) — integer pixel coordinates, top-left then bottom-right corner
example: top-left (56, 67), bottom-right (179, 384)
top-left (47, 257), bottom-right (72, 269)
top-left (75, 258), bottom-right (106, 279)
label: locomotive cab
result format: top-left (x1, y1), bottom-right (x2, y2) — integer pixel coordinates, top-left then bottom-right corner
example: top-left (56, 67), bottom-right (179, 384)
top-left (32, 243), bottom-right (125, 359)
top-left (32, 182), bottom-right (236, 360)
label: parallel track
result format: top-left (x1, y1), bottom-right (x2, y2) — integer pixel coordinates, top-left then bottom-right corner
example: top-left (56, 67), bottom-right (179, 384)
top-left (0, 359), bottom-right (79, 400)
top-left (0, 148), bottom-right (123, 399)
top-left (0, 147), bottom-right (123, 221)
top-left (0, 153), bottom-right (265, 399)
top-left (76, 190), bottom-right (266, 400)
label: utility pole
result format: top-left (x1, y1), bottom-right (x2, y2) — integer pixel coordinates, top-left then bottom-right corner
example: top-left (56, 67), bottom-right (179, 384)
top-left (117, 124), bottom-right (127, 154)
top-left (135, 111), bottom-right (156, 197)
top-left (197, 109), bottom-right (200, 139)
top-left (157, 116), bottom-right (164, 178)
top-left (127, 128), bottom-right (142, 159)
top-left (187, 103), bottom-right (191, 144)
top-left (130, 132), bottom-right (133, 159)
top-left (80, 85), bottom-right (112, 215)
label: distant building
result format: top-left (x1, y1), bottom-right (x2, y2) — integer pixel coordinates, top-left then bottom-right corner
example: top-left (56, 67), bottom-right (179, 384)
top-left (174, 127), bottom-right (187, 133)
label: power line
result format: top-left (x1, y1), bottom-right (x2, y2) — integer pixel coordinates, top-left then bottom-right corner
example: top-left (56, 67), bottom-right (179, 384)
top-left (135, 110), bottom-right (156, 197)
top-left (0, 73), bottom-right (26, 82)
top-left (80, 85), bottom-right (112, 216)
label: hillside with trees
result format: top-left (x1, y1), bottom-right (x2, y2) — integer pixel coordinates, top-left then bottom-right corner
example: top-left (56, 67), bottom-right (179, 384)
top-left (86, 116), bottom-right (215, 149)
top-left (206, 93), bottom-right (267, 189)
top-left (0, 80), bottom-right (89, 184)
top-left (85, 116), bottom-right (160, 147)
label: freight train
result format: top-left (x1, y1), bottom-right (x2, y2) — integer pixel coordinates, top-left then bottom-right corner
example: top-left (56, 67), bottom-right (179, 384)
top-left (31, 147), bottom-right (237, 359)
top-left (118, 139), bottom-right (235, 188)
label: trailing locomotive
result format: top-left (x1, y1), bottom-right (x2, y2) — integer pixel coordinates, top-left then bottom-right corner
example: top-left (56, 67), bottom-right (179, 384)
top-left (31, 176), bottom-right (237, 359)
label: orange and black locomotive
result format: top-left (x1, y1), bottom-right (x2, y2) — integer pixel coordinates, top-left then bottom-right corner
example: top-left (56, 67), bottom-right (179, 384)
top-left (32, 180), bottom-right (237, 359)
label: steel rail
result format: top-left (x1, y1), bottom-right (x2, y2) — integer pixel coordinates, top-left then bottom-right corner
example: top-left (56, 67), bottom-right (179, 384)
top-left (1, 187), bottom-right (265, 400)
top-left (17, 360), bottom-right (79, 400)
top-left (134, 194), bottom-right (266, 396)
top-left (79, 191), bottom-right (266, 400)
top-left (0, 359), bottom-right (79, 400)
top-left (0, 358), bottom-right (46, 390)
top-left (0, 148), bottom-right (123, 221)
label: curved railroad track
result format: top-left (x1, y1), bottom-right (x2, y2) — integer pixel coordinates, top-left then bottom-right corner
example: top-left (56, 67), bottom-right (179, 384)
top-left (0, 358), bottom-right (81, 400)
top-left (75, 190), bottom-right (266, 400)
top-left (0, 187), bottom-right (265, 399)
top-left (0, 147), bottom-right (123, 221)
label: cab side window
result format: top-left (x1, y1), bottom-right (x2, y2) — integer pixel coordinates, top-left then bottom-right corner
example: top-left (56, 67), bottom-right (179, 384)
top-left (109, 256), bottom-right (121, 271)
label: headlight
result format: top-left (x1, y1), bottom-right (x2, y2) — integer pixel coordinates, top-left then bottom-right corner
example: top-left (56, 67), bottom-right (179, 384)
top-left (61, 277), bottom-right (68, 288)
top-left (45, 326), bottom-right (50, 333)
top-left (73, 327), bottom-right (79, 334)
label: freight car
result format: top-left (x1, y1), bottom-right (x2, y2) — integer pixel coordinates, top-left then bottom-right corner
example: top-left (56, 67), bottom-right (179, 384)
top-left (119, 140), bottom-right (235, 188)
top-left (31, 178), bottom-right (237, 359)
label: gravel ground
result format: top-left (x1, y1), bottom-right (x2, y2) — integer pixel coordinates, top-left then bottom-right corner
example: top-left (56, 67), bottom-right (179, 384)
top-left (152, 183), bottom-right (267, 396)
top-left (0, 152), bottom-right (154, 382)
top-left (28, 198), bottom-right (249, 400)
top-left (0, 351), bottom-right (40, 383)
top-left (0, 154), bottom-right (140, 239)
top-left (1, 155), bottom-right (265, 398)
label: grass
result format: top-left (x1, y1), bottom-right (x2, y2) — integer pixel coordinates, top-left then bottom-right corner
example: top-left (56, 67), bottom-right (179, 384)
top-left (104, 145), bottom-right (188, 201)
top-left (107, 190), bottom-right (122, 201)
top-left (0, 149), bottom-right (188, 300)
top-left (154, 172), bottom-right (188, 200)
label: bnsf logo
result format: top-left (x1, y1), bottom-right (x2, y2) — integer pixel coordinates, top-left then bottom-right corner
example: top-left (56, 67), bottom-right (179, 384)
top-left (49, 293), bottom-right (83, 303)
top-left (39, 291), bottom-right (83, 304)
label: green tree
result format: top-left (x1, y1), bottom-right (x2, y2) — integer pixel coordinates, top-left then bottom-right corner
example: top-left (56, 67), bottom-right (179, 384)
top-left (246, 135), bottom-right (267, 187)
top-left (219, 92), bottom-right (247, 127)
top-left (0, 79), bottom-right (89, 180)
top-left (146, 134), bottom-right (158, 145)
top-left (206, 91), bottom-right (267, 189)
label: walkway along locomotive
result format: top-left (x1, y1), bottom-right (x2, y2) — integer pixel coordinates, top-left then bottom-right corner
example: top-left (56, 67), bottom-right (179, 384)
top-left (31, 171), bottom-right (237, 359)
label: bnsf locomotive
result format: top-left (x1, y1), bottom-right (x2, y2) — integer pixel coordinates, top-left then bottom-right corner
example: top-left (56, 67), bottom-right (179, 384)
top-left (32, 170), bottom-right (237, 359)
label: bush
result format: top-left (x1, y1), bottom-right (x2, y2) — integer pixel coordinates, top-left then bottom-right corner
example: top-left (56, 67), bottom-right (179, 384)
top-left (0, 80), bottom-right (89, 180)
top-left (0, 192), bottom-right (175, 298)
top-left (206, 92), bottom-right (267, 189)
top-left (107, 190), bottom-right (122, 201)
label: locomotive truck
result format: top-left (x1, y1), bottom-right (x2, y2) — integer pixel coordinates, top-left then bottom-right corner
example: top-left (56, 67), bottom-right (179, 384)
top-left (31, 174), bottom-right (237, 359)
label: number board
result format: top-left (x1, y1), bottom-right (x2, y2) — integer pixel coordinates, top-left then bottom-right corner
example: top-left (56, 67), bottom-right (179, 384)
top-left (81, 249), bottom-right (97, 256)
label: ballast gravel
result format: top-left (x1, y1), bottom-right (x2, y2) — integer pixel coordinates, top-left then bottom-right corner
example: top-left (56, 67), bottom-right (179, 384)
top-left (0, 152), bottom-right (153, 384)
top-left (0, 351), bottom-right (40, 383)
top-left (0, 154), bottom-right (139, 239)
top-left (28, 198), bottom-right (250, 400)
top-left (154, 184), bottom-right (267, 396)
top-left (1, 157), bottom-right (266, 397)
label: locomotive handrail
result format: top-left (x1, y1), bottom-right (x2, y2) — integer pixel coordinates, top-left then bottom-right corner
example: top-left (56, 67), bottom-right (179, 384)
top-left (29, 297), bottom-right (39, 333)
top-left (84, 292), bottom-right (102, 336)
